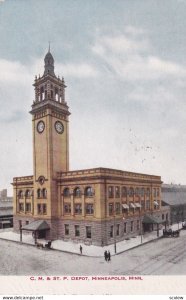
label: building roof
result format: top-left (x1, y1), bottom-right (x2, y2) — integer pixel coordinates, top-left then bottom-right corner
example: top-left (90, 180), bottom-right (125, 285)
top-left (162, 191), bottom-right (186, 206)
top-left (21, 220), bottom-right (50, 231)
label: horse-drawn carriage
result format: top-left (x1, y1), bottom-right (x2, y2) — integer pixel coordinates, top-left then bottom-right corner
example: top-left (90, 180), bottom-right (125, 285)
top-left (163, 228), bottom-right (180, 238)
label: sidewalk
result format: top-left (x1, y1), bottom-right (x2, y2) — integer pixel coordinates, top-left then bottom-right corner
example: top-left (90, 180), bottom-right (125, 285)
top-left (0, 222), bottom-right (183, 257)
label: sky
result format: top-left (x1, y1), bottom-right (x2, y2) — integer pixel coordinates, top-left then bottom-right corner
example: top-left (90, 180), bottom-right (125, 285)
top-left (0, 0), bottom-right (186, 195)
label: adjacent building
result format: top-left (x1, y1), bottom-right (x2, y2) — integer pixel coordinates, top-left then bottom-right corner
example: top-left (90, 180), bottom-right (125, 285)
top-left (12, 50), bottom-right (166, 246)
top-left (0, 189), bottom-right (13, 229)
top-left (162, 184), bottom-right (186, 225)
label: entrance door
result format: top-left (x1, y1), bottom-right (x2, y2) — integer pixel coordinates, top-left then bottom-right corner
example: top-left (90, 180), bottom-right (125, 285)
top-left (38, 230), bottom-right (46, 239)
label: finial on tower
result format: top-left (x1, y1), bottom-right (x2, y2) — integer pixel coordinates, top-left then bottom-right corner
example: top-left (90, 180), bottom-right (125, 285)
top-left (48, 41), bottom-right (51, 53)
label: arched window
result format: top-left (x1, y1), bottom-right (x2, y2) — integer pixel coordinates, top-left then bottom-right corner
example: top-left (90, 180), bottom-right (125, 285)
top-left (121, 187), bottom-right (127, 197)
top-left (25, 190), bottom-right (30, 198)
top-left (42, 188), bottom-right (47, 198)
top-left (85, 186), bottom-right (94, 197)
top-left (74, 187), bottom-right (81, 197)
top-left (129, 187), bottom-right (134, 197)
top-left (63, 188), bottom-right (70, 197)
top-left (37, 189), bottom-right (41, 198)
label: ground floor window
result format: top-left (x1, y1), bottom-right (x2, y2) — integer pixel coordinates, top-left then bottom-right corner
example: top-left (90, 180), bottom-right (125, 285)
top-left (137, 220), bottom-right (140, 230)
top-left (116, 224), bottom-right (120, 236)
top-left (124, 222), bottom-right (127, 234)
top-left (86, 226), bottom-right (91, 238)
top-left (65, 224), bottom-right (69, 235)
top-left (110, 225), bottom-right (113, 238)
top-left (75, 225), bottom-right (80, 237)
top-left (131, 221), bottom-right (134, 232)
top-left (26, 221), bottom-right (29, 225)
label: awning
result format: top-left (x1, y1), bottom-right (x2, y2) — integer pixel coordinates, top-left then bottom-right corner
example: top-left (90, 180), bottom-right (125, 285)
top-left (142, 214), bottom-right (163, 224)
top-left (154, 201), bottom-right (159, 206)
top-left (21, 220), bottom-right (50, 231)
top-left (130, 203), bottom-right (135, 208)
top-left (134, 203), bottom-right (141, 208)
top-left (122, 204), bottom-right (129, 209)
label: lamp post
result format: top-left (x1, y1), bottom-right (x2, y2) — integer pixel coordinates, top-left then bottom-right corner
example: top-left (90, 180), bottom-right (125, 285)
top-left (113, 212), bottom-right (117, 254)
top-left (139, 207), bottom-right (143, 244)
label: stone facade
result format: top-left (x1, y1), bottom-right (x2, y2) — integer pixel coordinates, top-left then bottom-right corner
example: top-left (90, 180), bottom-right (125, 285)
top-left (12, 50), bottom-right (166, 247)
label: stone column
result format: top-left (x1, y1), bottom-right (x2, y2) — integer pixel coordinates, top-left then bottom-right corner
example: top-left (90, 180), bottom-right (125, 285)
top-left (82, 193), bottom-right (85, 217)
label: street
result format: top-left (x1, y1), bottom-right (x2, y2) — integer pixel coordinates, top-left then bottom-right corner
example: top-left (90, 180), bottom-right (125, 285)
top-left (0, 229), bottom-right (186, 275)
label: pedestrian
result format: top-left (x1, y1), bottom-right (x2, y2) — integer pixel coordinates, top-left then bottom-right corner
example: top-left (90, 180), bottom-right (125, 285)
top-left (108, 251), bottom-right (111, 262)
top-left (104, 250), bottom-right (108, 261)
top-left (80, 245), bottom-right (82, 254)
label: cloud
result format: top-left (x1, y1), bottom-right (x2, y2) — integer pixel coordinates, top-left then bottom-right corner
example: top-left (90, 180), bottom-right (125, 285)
top-left (0, 59), bottom-right (32, 83)
top-left (91, 29), bottom-right (186, 81)
top-left (57, 63), bottom-right (99, 78)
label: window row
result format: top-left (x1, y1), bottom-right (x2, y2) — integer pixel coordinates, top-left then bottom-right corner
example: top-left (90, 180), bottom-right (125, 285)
top-left (19, 202), bottom-right (32, 212)
top-left (64, 203), bottom-right (94, 215)
top-left (63, 186), bottom-right (94, 198)
top-left (65, 224), bottom-right (92, 238)
top-left (110, 220), bottom-right (140, 237)
top-left (108, 200), bottom-right (160, 215)
top-left (18, 189), bottom-right (47, 199)
top-left (18, 203), bottom-right (47, 215)
top-left (108, 186), bottom-right (160, 198)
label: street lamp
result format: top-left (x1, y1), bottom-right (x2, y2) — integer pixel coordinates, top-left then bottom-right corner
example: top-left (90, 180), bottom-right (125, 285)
top-left (113, 213), bottom-right (117, 254)
top-left (139, 207), bottom-right (143, 244)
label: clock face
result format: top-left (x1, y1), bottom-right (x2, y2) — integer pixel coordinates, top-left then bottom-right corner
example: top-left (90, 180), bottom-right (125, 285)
top-left (55, 121), bottom-right (64, 134)
top-left (37, 121), bottom-right (45, 133)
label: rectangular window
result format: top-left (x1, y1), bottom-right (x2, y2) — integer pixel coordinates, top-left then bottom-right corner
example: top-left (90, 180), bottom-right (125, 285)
top-left (146, 200), bottom-right (150, 210)
top-left (153, 188), bottom-right (156, 197)
top-left (65, 224), bottom-right (69, 235)
top-left (115, 186), bottom-right (120, 198)
top-left (74, 204), bottom-right (82, 214)
top-left (124, 222), bottom-right (127, 234)
top-left (86, 226), bottom-right (91, 239)
top-left (131, 221), bottom-right (134, 232)
top-left (25, 203), bottom-right (31, 212)
top-left (43, 204), bottom-right (47, 215)
top-left (115, 202), bottom-right (120, 215)
top-left (64, 203), bottom-right (71, 214)
top-left (19, 203), bottom-right (24, 212)
top-left (75, 225), bottom-right (80, 237)
top-left (157, 188), bottom-right (160, 197)
top-left (26, 221), bottom-right (29, 225)
top-left (137, 220), bottom-right (140, 230)
top-left (37, 204), bottom-right (42, 214)
top-left (116, 224), bottom-right (120, 236)
top-left (108, 186), bottom-right (114, 198)
top-left (141, 200), bottom-right (145, 209)
top-left (110, 225), bottom-right (113, 238)
top-left (19, 220), bottom-right (22, 229)
top-left (109, 203), bottom-right (114, 216)
top-left (86, 204), bottom-right (94, 215)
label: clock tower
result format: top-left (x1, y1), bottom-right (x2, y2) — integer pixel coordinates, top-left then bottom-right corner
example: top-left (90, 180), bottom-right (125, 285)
top-left (30, 49), bottom-right (70, 220)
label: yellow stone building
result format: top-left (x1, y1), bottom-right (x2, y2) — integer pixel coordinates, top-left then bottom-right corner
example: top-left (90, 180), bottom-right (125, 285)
top-left (13, 50), bottom-right (168, 246)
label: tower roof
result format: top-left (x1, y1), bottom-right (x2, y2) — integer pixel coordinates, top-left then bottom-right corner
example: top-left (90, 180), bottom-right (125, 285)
top-left (44, 48), bottom-right (55, 76)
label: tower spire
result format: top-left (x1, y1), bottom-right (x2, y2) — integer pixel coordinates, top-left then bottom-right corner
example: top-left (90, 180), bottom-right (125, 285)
top-left (48, 41), bottom-right (50, 53)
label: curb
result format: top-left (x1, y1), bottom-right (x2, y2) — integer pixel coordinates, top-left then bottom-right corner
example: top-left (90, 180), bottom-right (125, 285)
top-left (0, 234), bottom-right (164, 258)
